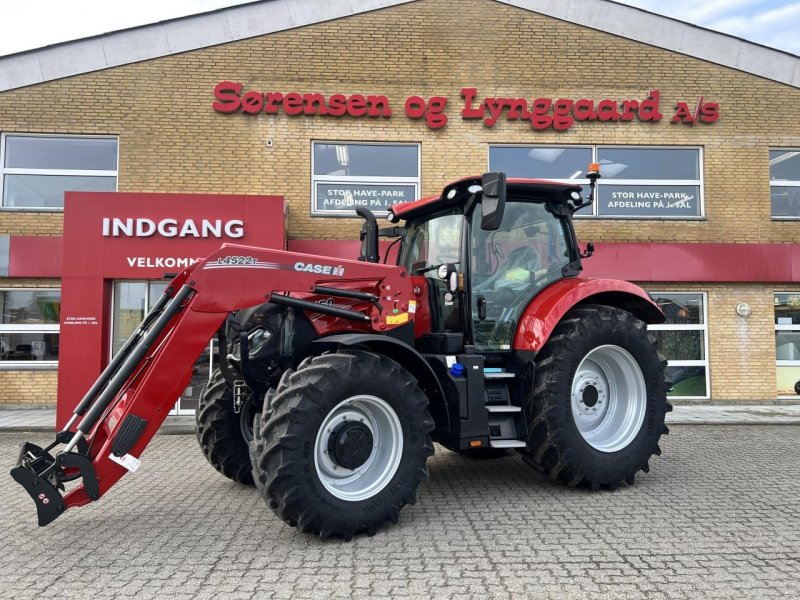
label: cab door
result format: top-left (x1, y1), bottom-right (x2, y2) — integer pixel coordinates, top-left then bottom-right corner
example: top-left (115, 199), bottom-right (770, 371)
top-left (399, 211), bottom-right (466, 335)
top-left (469, 201), bottom-right (574, 352)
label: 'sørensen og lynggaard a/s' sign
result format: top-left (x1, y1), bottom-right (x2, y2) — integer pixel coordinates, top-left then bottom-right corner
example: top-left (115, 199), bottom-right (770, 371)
top-left (213, 82), bottom-right (720, 131)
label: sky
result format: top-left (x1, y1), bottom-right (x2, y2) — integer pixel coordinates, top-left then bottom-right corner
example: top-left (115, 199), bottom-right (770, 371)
top-left (0, 0), bottom-right (797, 58)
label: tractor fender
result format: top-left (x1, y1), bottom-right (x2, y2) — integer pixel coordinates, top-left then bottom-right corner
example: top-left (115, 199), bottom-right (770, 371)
top-left (513, 277), bottom-right (664, 353)
top-left (313, 333), bottom-right (450, 432)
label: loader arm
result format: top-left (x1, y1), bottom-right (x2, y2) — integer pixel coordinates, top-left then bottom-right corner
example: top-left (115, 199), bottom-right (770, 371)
top-left (11, 243), bottom-right (413, 526)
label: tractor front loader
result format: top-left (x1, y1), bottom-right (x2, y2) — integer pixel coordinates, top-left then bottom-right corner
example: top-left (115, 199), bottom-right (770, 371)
top-left (12, 167), bottom-right (671, 539)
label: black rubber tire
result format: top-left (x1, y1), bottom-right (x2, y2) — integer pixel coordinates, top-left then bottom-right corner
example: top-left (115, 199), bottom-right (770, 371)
top-left (249, 350), bottom-right (435, 539)
top-left (195, 369), bottom-right (255, 486)
top-left (520, 305), bottom-right (672, 490)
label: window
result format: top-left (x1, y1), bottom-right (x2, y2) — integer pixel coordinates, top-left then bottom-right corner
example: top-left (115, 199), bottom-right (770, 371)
top-left (769, 150), bottom-right (800, 218)
top-left (0, 289), bottom-right (61, 368)
top-left (1, 134), bottom-right (118, 209)
top-left (775, 293), bottom-right (800, 397)
top-left (648, 292), bottom-right (709, 399)
top-left (312, 142), bottom-right (419, 216)
top-left (489, 145), bottom-right (703, 218)
top-left (112, 281), bottom-right (210, 414)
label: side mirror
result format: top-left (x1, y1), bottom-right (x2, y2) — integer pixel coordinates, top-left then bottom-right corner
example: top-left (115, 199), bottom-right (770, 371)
top-left (481, 172), bottom-right (506, 230)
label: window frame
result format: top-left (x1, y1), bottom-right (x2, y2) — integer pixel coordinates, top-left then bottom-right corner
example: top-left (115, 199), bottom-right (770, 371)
top-left (0, 132), bottom-right (119, 211)
top-left (769, 148), bottom-right (800, 220)
top-left (647, 291), bottom-right (710, 400)
top-left (774, 291), bottom-right (800, 398)
top-left (488, 144), bottom-right (705, 220)
top-left (109, 280), bottom-right (213, 414)
top-left (311, 140), bottom-right (421, 217)
top-left (0, 287), bottom-right (61, 371)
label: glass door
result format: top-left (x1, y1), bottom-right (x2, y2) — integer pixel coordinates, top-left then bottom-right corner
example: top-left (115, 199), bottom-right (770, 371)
top-left (111, 280), bottom-right (212, 415)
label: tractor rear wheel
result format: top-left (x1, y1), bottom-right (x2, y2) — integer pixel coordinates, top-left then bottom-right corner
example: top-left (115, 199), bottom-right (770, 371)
top-left (195, 369), bottom-right (255, 485)
top-left (250, 350), bottom-right (434, 539)
top-left (521, 305), bottom-right (671, 489)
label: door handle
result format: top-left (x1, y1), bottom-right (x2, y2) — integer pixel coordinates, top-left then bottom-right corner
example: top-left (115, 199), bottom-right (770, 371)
top-left (477, 295), bottom-right (486, 321)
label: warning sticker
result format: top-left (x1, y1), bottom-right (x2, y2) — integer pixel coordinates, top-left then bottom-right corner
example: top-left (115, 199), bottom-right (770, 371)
top-left (386, 312), bottom-right (409, 325)
top-left (109, 453), bottom-right (142, 473)
top-left (408, 300), bottom-right (417, 314)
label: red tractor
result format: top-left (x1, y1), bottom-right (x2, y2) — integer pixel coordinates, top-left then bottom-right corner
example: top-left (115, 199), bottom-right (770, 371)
top-left (12, 166), bottom-right (670, 539)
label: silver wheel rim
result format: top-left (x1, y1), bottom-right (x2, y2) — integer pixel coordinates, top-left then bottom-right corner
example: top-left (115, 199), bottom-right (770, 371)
top-left (314, 395), bottom-right (403, 501)
top-left (571, 345), bottom-right (647, 453)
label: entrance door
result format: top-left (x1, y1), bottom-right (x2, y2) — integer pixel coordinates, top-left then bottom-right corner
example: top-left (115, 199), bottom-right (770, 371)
top-left (111, 280), bottom-right (212, 415)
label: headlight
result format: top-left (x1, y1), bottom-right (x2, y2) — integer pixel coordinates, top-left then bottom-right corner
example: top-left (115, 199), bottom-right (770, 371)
top-left (248, 328), bottom-right (273, 358)
top-left (228, 328), bottom-right (273, 363)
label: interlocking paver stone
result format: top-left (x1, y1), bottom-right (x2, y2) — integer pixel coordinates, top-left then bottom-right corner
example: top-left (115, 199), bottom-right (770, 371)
top-left (1, 426), bottom-right (799, 599)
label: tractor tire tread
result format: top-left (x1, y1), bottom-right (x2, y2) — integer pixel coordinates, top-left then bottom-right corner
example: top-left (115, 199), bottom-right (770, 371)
top-left (196, 369), bottom-right (254, 485)
top-left (250, 350), bottom-right (434, 539)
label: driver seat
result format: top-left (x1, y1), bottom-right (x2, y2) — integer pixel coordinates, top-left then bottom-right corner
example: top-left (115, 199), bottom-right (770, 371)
top-left (481, 245), bottom-right (540, 290)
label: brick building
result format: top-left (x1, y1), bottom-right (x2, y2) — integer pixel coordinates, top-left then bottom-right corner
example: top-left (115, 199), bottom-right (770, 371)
top-left (0, 0), bottom-right (798, 410)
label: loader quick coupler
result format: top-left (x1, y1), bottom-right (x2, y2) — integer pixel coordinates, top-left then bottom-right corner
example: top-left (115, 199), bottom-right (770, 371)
top-left (10, 440), bottom-right (99, 526)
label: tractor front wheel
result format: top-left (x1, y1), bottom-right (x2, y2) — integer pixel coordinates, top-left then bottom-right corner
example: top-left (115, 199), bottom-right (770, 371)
top-left (195, 369), bottom-right (256, 485)
top-left (250, 350), bottom-right (434, 539)
top-left (521, 305), bottom-right (671, 489)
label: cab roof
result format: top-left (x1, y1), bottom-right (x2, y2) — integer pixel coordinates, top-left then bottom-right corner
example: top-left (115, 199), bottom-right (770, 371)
top-left (388, 176), bottom-right (583, 222)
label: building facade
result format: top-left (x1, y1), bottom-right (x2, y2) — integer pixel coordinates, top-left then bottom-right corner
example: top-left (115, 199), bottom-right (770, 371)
top-left (0, 0), bottom-right (798, 408)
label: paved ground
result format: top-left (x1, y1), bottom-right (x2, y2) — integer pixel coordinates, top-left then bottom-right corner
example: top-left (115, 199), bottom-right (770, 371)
top-left (1, 426), bottom-right (798, 599)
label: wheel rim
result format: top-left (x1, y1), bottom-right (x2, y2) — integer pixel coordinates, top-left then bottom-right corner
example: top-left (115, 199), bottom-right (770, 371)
top-left (571, 344), bottom-right (647, 453)
top-left (314, 395), bottom-right (403, 501)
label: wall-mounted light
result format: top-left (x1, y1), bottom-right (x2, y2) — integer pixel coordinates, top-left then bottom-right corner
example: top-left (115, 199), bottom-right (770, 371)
top-left (736, 302), bottom-right (751, 317)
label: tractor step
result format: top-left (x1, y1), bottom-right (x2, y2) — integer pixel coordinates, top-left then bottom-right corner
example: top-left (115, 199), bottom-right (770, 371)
top-left (485, 405), bottom-right (521, 413)
top-left (489, 439), bottom-right (527, 449)
top-left (484, 369), bottom-right (515, 380)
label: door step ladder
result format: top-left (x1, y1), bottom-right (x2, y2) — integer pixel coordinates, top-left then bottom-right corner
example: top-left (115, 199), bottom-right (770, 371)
top-left (484, 369), bottom-right (527, 449)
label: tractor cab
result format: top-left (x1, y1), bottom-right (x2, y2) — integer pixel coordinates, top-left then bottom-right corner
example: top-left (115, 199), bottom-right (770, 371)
top-left (391, 172), bottom-right (590, 355)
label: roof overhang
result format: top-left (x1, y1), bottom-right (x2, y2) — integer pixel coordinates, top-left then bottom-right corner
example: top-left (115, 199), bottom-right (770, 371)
top-left (1, 0), bottom-right (798, 92)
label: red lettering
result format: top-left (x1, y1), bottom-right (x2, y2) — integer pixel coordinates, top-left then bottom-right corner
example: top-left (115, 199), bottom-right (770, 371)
top-left (531, 98), bottom-right (552, 130)
top-left (460, 88), bottom-right (484, 119)
top-left (264, 92), bottom-right (283, 114)
top-left (672, 101), bottom-right (693, 123)
top-left (327, 94), bottom-right (347, 117)
top-left (303, 93), bottom-right (328, 116)
top-left (347, 94), bottom-right (367, 117)
top-left (212, 81), bottom-right (242, 113)
top-left (367, 95), bottom-right (392, 117)
top-left (573, 99), bottom-right (597, 121)
top-left (700, 102), bottom-right (719, 123)
top-left (484, 98), bottom-right (507, 127)
top-left (553, 99), bottom-right (574, 131)
top-left (638, 90), bottom-right (662, 122)
top-left (283, 93), bottom-right (303, 116)
top-left (404, 96), bottom-right (426, 119)
top-left (425, 96), bottom-right (448, 129)
top-left (621, 99), bottom-right (639, 121)
top-left (241, 90), bottom-right (263, 114)
top-left (506, 98), bottom-right (531, 120)
top-left (597, 99), bottom-right (620, 122)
